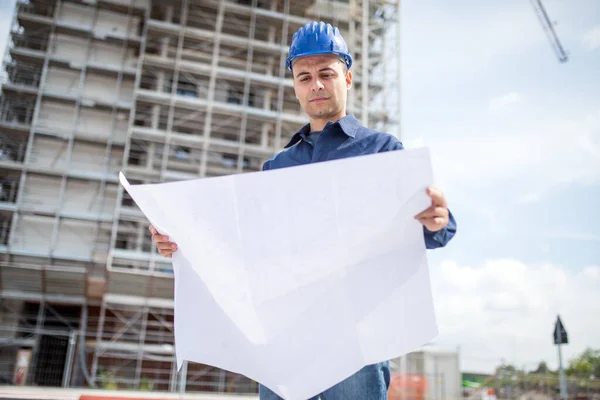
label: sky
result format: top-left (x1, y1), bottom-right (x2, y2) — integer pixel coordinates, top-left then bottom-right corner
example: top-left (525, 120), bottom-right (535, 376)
top-left (398, 0), bottom-right (600, 374)
top-left (0, 0), bottom-right (598, 376)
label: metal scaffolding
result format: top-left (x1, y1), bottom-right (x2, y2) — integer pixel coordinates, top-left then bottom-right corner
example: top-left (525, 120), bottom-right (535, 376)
top-left (0, 0), bottom-right (402, 393)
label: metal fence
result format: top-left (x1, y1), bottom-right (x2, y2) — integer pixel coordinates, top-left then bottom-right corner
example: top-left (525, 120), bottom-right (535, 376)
top-left (0, 320), bottom-right (259, 395)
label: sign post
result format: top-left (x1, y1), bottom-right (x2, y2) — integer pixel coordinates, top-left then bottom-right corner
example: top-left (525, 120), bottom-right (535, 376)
top-left (554, 315), bottom-right (568, 400)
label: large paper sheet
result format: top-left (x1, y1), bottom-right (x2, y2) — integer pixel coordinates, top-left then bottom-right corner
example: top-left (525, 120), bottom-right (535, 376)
top-left (119, 147), bottom-right (438, 400)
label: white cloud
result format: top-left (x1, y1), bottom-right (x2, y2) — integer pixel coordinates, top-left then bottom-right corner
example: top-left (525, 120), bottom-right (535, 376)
top-left (582, 26), bottom-right (600, 50)
top-left (402, 3), bottom-right (546, 79)
top-left (489, 92), bottom-right (521, 111)
top-left (516, 192), bottom-right (541, 204)
top-left (430, 259), bottom-right (600, 373)
top-left (426, 108), bottom-right (600, 193)
top-left (542, 232), bottom-right (600, 242)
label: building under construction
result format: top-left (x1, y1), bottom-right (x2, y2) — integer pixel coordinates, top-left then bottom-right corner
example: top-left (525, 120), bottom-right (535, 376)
top-left (0, 0), bottom-right (401, 393)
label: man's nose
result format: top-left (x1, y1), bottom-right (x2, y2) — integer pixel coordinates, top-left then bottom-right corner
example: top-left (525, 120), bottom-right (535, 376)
top-left (311, 79), bottom-right (324, 91)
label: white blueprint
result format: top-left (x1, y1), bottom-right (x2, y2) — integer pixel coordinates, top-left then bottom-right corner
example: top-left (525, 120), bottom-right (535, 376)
top-left (119, 147), bottom-right (438, 400)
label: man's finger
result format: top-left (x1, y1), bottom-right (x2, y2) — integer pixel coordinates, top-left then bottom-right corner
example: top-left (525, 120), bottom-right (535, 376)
top-left (148, 225), bottom-right (156, 234)
top-left (434, 216), bottom-right (446, 225)
top-left (419, 213), bottom-right (448, 222)
top-left (427, 187), bottom-right (447, 208)
top-left (417, 216), bottom-right (445, 224)
top-left (415, 206), bottom-right (448, 220)
top-left (151, 234), bottom-right (169, 243)
top-left (159, 249), bottom-right (172, 258)
top-left (418, 217), bottom-right (448, 232)
top-left (417, 206), bottom-right (448, 218)
top-left (157, 242), bottom-right (177, 251)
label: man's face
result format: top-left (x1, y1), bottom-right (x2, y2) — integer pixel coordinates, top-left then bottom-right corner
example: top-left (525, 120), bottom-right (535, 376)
top-left (292, 55), bottom-right (352, 121)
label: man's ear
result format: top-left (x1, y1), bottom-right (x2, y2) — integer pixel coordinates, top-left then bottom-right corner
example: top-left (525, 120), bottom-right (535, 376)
top-left (346, 71), bottom-right (353, 89)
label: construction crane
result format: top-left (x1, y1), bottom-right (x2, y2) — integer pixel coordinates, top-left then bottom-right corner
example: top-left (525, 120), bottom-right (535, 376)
top-left (530, 0), bottom-right (569, 63)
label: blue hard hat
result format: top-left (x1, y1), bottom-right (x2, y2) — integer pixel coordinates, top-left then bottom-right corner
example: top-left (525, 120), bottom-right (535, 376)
top-left (286, 21), bottom-right (353, 71)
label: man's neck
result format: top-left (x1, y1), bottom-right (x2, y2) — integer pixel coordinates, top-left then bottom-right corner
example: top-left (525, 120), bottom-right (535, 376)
top-left (309, 112), bottom-right (346, 132)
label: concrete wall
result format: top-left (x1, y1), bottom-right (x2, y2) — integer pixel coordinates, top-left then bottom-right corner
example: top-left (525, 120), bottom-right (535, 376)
top-left (37, 100), bottom-right (129, 142)
top-left (425, 352), bottom-right (461, 400)
top-left (37, 100), bottom-right (74, 133)
top-left (103, 0), bottom-right (150, 12)
top-left (93, 228), bottom-right (112, 256)
top-left (62, 180), bottom-right (117, 217)
top-left (44, 67), bottom-right (135, 105)
top-left (45, 41), bottom-right (135, 104)
top-left (51, 35), bottom-right (87, 64)
top-left (52, 35), bottom-right (137, 70)
top-left (76, 108), bottom-right (129, 144)
top-left (29, 137), bottom-right (68, 171)
top-left (45, 67), bottom-right (80, 97)
top-left (11, 215), bottom-right (54, 254)
top-left (89, 41), bottom-right (137, 70)
top-left (57, 3), bottom-right (94, 30)
top-left (11, 212), bottom-right (105, 258)
top-left (21, 175), bottom-right (62, 212)
top-left (28, 136), bottom-right (123, 174)
top-left (71, 141), bottom-right (124, 174)
top-left (83, 73), bottom-right (134, 104)
top-left (95, 9), bottom-right (140, 39)
top-left (54, 219), bottom-right (96, 258)
top-left (57, 2), bottom-right (141, 40)
top-left (21, 174), bottom-right (115, 217)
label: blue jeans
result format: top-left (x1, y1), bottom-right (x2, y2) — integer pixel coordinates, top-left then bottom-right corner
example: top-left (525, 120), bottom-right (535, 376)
top-left (258, 361), bottom-right (390, 400)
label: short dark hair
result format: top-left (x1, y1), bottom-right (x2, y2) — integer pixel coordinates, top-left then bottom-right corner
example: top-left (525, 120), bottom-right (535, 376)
top-left (341, 62), bottom-right (348, 74)
top-left (291, 55), bottom-right (349, 76)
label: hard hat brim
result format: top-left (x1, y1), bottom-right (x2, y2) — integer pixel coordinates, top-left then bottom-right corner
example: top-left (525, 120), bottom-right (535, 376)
top-left (287, 51), bottom-right (353, 71)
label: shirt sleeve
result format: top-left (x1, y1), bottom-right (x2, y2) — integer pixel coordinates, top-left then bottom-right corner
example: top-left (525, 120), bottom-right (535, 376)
top-left (384, 135), bottom-right (404, 151)
top-left (380, 133), bottom-right (457, 249)
top-left (423, 210), bottom-right (457, 249)
top-left (262, 160), bottom-right (271, 171)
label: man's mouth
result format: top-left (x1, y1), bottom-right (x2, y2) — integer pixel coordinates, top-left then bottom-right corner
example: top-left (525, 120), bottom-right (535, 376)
top-left (309, 97), bottom-right (330, 103)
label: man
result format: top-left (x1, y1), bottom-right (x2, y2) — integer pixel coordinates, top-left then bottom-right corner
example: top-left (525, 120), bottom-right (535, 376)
top-left (150, 21), bottom-right (456, 400)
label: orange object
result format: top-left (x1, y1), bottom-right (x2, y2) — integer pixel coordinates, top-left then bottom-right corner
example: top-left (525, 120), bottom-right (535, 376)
top-left (388, 373), bottom-right (428, 400)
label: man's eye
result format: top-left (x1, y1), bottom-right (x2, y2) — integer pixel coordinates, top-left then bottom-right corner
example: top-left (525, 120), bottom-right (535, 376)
top-left (301, 77), bottom-right (309, 82)
top-left (322, 74), bottom-right (331, 78)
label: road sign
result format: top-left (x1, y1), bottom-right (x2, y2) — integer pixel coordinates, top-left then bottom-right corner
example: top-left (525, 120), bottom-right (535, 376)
top-left (554, 315), bottom-right (568, 400)
top-left (554, 315), bottom-right (568, 345)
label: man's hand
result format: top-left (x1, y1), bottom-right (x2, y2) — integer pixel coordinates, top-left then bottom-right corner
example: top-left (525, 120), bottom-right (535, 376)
top-left (415, 187), bottom-right (449, 232)
top-left (149, 225), bottom-right (178, 258)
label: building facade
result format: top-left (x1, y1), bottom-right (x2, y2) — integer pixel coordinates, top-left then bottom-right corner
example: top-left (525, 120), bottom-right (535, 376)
top-left (0, 0), bottom-right (400, 392)
top-left (391, 348), bottom-right (462, 400)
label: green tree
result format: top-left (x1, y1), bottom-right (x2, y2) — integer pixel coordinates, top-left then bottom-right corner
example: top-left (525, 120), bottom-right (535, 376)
top-left (566, 348), bottom-right (600, 378)
top-left (496, 364), bottom-right (517, 374)
top-left (533, 361), bottom-right (549, 374)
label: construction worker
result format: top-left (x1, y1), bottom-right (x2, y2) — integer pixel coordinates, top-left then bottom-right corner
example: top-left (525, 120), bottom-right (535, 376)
top-left (150, 21), bottom-right (456, 400)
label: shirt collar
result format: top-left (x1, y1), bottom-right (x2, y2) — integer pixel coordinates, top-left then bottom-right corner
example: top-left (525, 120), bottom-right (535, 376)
top-left (283, 114), bottom-right (361, 149)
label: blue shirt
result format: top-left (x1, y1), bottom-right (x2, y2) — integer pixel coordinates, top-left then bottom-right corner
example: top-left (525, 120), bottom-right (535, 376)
top-left (262, 114), bottom-right (457, 249)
